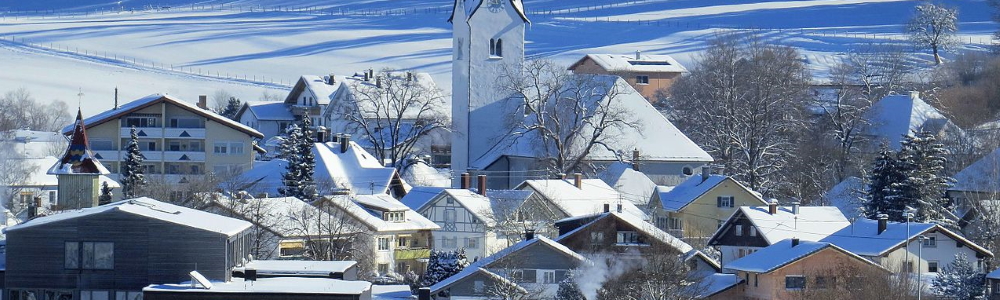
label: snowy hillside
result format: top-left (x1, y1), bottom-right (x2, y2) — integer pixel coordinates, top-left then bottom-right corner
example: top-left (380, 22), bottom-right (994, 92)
top-left (0, 0), bottom-right (995, 116)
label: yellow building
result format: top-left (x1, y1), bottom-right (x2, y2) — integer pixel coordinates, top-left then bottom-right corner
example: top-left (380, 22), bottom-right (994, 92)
top-left (648, 172), bottom-right (767, 242)
top-left (62, 94), bottom-right (264, 189)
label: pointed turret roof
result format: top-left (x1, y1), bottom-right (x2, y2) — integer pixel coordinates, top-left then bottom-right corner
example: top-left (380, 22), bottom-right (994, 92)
top-left (47, 109), bottom-right (110, 175)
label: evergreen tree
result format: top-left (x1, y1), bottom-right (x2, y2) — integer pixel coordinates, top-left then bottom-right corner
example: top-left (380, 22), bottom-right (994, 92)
top-left (420, 250), bottom-right (446, 288)
top-left (278, 118), bottom-right (316, 200)
top-left (865, 147), bottom-right (908, 221)
top-left (932, 254), bottom-right (986, 299)
top-left (896, 131), bottom-right (955, 226)
top-left (556, 274), bottom-right (586, 300)
top-left (121, 127), bottom-right (146, 198)
top-left (98, 181), bottom-right (113, 205)
top-left (219, 97), bottom-right (242, 121)
top-left (420, 250), bottom-right (469, 289)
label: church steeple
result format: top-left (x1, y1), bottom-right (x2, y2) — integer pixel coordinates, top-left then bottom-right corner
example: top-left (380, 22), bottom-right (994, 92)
top-left (48, 109), bottom-right (109, 175)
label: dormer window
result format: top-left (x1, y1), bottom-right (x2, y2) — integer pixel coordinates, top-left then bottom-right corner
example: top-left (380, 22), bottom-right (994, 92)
top-left (490, 38), bottom-right (503, 57)
top-left (383, 211), bottom-right (405, 222)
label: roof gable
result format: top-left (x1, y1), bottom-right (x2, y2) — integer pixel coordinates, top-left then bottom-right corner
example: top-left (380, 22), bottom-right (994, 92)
top-left (568, 53), bottom-right (687, 73)
top-left (658, 175), bottom-right (765, 212)
top-left (517, 179), bottom-right (647, 220)
top-left (820, 219), bottom-right (992, 257)
top-left (725, 239), bottom-right (885, 274)
top-left (62, 94), bottom-right (263, 139)
top-left (449, 0), bottom-right (529, 24)
top-left (429, 236), bottom-right (584, 293)
top-left (864, 92), bottom-right (960, 150)
top-left (555, 211), bottom-right (693, 253)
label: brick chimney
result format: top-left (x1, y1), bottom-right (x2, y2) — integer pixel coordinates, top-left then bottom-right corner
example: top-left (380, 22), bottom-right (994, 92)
top-left (418, 288), bottom-right (431, 300)
top-left (524, 229), bottom-right (535, 240)
top-left (877, 214), bottom-right (888, 235)
top-left (791, 238), bottom-right (800, 247)
top-left (573, 173), bottom-right (582, 189)
top-left (340, 134), bottom-right (351, 153)
top-left (768, 199), bottom-right (778, 215)
top-left (477, 175), bottom-right (487, 196)
top-left (197, 95), bottom-right (207, 109)
top-left (460, 173), bottom-right (471, 189)
top-left (701, 166), bottom-right (710, 183)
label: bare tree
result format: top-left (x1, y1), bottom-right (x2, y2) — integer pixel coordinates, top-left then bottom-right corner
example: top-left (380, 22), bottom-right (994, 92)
top-left (572, 246), bottom-right (705, 300)
top-left (333, 69), bottom-right (450, 168)
top-left (211, 90), bottom-right (235, 113)
top-left (303, 196), bottom-right (377, 279)
top-left (907, 2), bottom-right (959, 65)
top-left (0, 88), bottom-right (72, 132)
top-left (499, 59), bottom-right (642, 175)
top-left (792, 259), bottom-right (914, 300)
top-left (0, 143), bottom-right (38, 219)
top-left (667, 32), bottom-right (811, 193)
top-left (201, 194), bottom-right (284, 260)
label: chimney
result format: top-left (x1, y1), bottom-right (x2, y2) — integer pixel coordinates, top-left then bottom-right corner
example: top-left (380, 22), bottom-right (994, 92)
top-left (114, 87), bottom-right (119, 110)
top-left (197, 95), bottom-right (207, 109)
top-left (603, 203), bottom-right (610, 213)
top-left (768, 199), bottom-right (778, 215)
top-left (524, 229), bottom-right (535, 240)
top-left (27, 197), bottom-right (39, 219)
top-left (792, 201), bottom-right (800, 215)
top-left (791, 238), bottom-right (800, 247)
top-left (477, 175), bottom-right (487, 196)
top-left (573, 173), bottom-right (582, 189)
top-left (363, 71), bottom-right (370, 81)
top-left (877, 214), bottom-right (888, 235)
top-left (340, 134), bottom-right (351, 153)
top-left (909, 91), bottom-right (920, 100)
top-left (328, 73), bottom-right (336, 85)
top-left (368, 68), bottom-right (374, 80)
top-left (418, 288), bottom-right (431, 300)
top-left (616, 203), bottom-right (623, 213)
top-left (635, 50), bottom-right (641, 60)
top-left (460, 173), bottom-right (471, 189)
top-left (406, 72), bottom-right (413, 82)
top-left (632, 149), bottom-right (640, 171)
top-left (701, 166), bottom-right (710, 182)
top-left (559, 173), bottom-right (567, 180)
top-left (376, 76), bottom-right (382, 88)
top-left (245, 269), bottom-right (257, 281)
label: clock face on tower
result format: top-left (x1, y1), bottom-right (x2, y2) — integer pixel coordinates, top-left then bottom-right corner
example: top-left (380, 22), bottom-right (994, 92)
top-left (487, 0), bottom-right (504, 12)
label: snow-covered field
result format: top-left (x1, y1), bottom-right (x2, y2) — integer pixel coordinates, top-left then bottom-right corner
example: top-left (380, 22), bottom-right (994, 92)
top-left (0, 0), bottom-right (995, 115)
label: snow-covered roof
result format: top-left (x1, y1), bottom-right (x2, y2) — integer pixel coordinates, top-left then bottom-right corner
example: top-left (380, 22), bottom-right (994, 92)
top-left (237, 141), bottom-right (397, 196)
top-left (657, 175), bottom-right (764, 212)
top-left (951, 147), bottom-right (1000, 193)
top-left (820, 219), bottom-right (992, 257)
top-left (430, 236), bottom-right (583, 293)
top-left (556, 211), bottom-right (693, 253)
top-left (568, 53), bottom-right (687, 73)
top-left (864, 92), bottom-right (960, 150)
top-left (987, 267), bottom-right (1000, 280)
top-left (823, 177), bottom-right (866, 219)
top-left (471, 75), bottom-right (712, 169)
top-left (710, 206), bottom-right (850, 245)
top-left (143, 277), bottom-right (371, 295)
top-left (284, 75), bottom-right (342, 106)
top-left (15, 156), bottom-right (119, 188)
top-left (725, 239), bottom-right (882, 273)
top-left (355, 194), bottom-right (409, 212)
top-left (399, 186), bottom-right (447, 211)
top-left (696, 273), bottom-right (741, 299)
top-left (61, 94), bottom-right (263, 139)
top-left (449, 0), bottom-right (529, 24)
top-left (6, 197), bottom-right (251, 236)
top-left (320, 194), bottom-right (439, 233)
top-left (399, 160), bottom-right (451, 188)
top-left (517, 178), bottom-right (647, 220)
top-left (424, 189), bottom-right (531, 227)
top-left (233, 260), bottom-right (356, 277)
top-left (244, 101), bottom-right (294, 121)
top-left (598, 162), bottom-right (657, 207)
top-left (207, 196), bottom-right (336, 237)
top-left (337, 71), bottom-right (450, 121)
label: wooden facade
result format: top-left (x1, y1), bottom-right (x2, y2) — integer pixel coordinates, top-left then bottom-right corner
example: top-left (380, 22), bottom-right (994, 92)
top-left (56, 174), bottom-right (100, 209)
top-left (5, 209), bottom-right (250, 299)
top-left (556, 213), bottom-right (687, 256)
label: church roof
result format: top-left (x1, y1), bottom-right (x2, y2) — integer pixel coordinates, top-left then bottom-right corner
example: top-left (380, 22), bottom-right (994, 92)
top-left (449, 0), bottom-right (529, 24)
top-left (48, 110), bottom-right (110, 175)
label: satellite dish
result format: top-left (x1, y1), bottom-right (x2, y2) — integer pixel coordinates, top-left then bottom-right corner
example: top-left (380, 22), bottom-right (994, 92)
top-left (190, 271), bottom-right (213, 290)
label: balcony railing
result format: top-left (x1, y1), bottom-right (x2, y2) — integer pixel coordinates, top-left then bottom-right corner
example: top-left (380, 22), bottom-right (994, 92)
top-left (394, 248), bottom-right (431, 260)
top-left (119, 128), bottom-right (206, 139)
top-left (91, 150), bottom-right (205, 162)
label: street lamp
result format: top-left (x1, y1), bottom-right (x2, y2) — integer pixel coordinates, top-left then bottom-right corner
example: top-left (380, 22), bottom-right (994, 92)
top-left (904, 207), bottom-right (916, 273)
top-left (916, 235), bottom-right (927, 300)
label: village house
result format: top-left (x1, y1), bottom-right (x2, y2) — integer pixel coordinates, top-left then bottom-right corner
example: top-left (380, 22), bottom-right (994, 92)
top-left (514, 176), bottom-right (647, 237)
top-left (428, 233), bottom-right (586, 299)
top-left (861, 91), bottom-right (963, 151)
top-left (234, 100), bottom-right (294, 153)
top-left (820, 216), bottom-right (994, 273)
top-left (725, 239), bottom-right (890, 300)
top-left (948, 147), bottom-right (1000, 231)
top-left (400, 176), bottom-right (533, 260)
top-left (648, 170), bottom-right (769, 242)
top-left (66, 94), bottom-right (264, 187)
top-left (313, 194), bottom-right (439, 277)
top-left (553, 210), bottom-right (692, 257)
top-left (4, 197), bottom-right (253, 300)
top-left (201, 196), bottom-right (335, 260)
top-left (567, 52), bottom-right (687, 102)
top-left (707, 201), bottom-right (851, 265)
top-left (143, 276), bottom-right (373, 300)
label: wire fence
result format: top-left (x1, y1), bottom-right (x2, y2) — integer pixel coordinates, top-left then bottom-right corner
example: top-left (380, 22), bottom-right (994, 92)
top-left (0, 35), bottom-right (292, 89)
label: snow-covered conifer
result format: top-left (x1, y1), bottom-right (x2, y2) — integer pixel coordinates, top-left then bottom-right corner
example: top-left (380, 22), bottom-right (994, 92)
top-left (98, 181), bottom-right (113, 205)
top-left (278, 118), bottom-right (316, 200)
top-left (121, 127), bottom-right (146, 198)
top-left (932, 254), bottom-right (985, 299)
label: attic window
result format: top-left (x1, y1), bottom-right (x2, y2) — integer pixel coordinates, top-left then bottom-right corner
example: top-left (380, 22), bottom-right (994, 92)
top-left (489, 38), bottom-right (503, 57)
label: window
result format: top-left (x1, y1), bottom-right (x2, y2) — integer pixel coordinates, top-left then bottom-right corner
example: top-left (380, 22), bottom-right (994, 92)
top-left (717, 196), bottom-right (734, 207)
top-left (123, 116), bottom-right (157, 128)
top-left (378, 238), bottom-right (390, 251)
top-left (489, 38), bottom-right (503, 57)
top-left (785, 276), bottom-right (806, 290)
top-left (590, 231), bottom-right (604, 245)
top-left (213, 142), bottom-right (228, 154)
top-left (473, 280), bottom-right (485, 294)
top-left (735, 225), bottom-right (743, 236)
top-left (670, 216), bottom-right (683, 230)
top-left (928, 261), bottom-right (939, 273)
top-left (815, 276), bottom-right (835, 289)
top-left (636, 75), bottom-right (650, 85)
top-left (616, 231), bottom-right (644, 245)
top-left (66, 242), bottom-right (113, 270)
top-left (383, 211), bottom-right (405, 222)
top-left (377, 264), bottom-right (389, 275)
top-left (397, 262), bottom-right (408, 273)
top-left (750, 226), bottom-right (757, 237)
top-left (49, 191), bottom-right (57, 206)
top-left (229, 142), bottom-right (244, 154)
top-left (397, 236), bottom-right (409, 248)
top-left (169, 118), bottom-right (201, 128)
top-left (446, 197), bottom-right (454, 204)
top-left (923, 236), bottom-right (937, 248)
top-left (90, 139), bottom-right (114, 150)
top-left (754, 274), bottom-right (758, 287)
top-left (542, 270), bottom-right (556, 284)
top-left (468, 237), bottom-right (478, 249)
top-left (81, 290), bottom-right (110, 300)
top-left (738, 248), bottom-right (746, 258)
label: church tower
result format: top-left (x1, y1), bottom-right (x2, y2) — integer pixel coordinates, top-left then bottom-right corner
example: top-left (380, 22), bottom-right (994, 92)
top-left (450, 0), bottom-right (529, 185)
top-left (48, 109), bottom-right (110, 209)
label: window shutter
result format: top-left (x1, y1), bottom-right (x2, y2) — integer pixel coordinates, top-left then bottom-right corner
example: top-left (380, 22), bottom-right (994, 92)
top-left (717, 196), bottom-right (723, 207)
top-left (730, 197), bottom-right (734, 207)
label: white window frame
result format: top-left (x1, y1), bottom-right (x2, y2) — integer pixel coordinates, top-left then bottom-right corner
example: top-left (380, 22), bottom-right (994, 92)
top-left (636, 75), bottom-right (650, 85)
top-left (213, 142), bottom-right (228, 154)
top-left (542, 270), bottom-right (557, 284)
top-left (735, 225), bottom-right (743, 236)
top-left (377, 237), bottom-right (390, 251)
